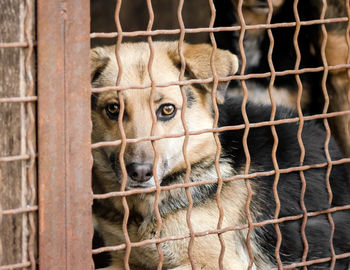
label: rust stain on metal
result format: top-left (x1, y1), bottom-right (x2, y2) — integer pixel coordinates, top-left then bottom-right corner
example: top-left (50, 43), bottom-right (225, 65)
top-left (38, 0), bottom-right (93, 269)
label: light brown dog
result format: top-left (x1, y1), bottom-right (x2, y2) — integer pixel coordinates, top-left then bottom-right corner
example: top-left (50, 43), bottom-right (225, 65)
top-left (91, 42), bottom-right (270, 269)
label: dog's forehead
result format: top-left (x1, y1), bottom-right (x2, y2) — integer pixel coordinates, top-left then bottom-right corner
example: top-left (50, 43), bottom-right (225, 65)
top-left (95, 42), bottom-right (191, 109)
top-left (118, 46), bottom-right (180, 86)
top-left (95, 42), bottom-right (183, 91)
top-left (97, 43), bottom-right (184, 105)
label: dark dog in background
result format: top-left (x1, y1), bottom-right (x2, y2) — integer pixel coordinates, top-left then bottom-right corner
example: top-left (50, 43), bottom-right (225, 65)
top-left (214, 0), bottom-right (350, 157)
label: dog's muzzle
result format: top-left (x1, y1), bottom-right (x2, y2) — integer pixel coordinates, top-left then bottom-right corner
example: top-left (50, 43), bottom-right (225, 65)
top-left (126, 163), bottom-right (153, 183)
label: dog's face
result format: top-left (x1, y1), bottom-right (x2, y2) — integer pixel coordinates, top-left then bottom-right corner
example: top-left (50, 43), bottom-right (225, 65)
top-left (91, 42), bottom-right (238, 190)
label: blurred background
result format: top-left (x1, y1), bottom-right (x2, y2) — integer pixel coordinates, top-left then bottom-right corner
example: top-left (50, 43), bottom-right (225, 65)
top-left (91, 0), bottom-right (211, 47)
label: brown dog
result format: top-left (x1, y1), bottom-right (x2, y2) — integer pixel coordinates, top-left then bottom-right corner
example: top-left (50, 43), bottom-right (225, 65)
top-left (91, 41), bottom-right (350, 270)
top-left (91, 42), bottom-right (260, 269)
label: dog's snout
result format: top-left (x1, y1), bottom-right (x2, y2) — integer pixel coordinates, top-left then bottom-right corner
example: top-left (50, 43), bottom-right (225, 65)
top-left (126, 163), bottom-right (153, 182)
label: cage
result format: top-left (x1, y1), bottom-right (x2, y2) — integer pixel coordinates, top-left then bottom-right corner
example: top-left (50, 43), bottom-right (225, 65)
top-left (0, 0), bottom-right (350, 269)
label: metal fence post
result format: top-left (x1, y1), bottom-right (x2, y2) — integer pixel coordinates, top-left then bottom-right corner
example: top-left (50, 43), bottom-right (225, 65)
top-left (37, 0), bottom-right (93, 269)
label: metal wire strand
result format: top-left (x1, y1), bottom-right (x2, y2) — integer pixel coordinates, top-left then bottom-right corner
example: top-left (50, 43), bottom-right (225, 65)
top-left (0, 96), bottom-right (37, 103)
top-left (113, 1), bottom-right (132, 269)
top-left (265, 0), bottom-right (283, 268)
top-left (24, 0), bottom-right (36, 268)
top-left (292, 1), bottom-right (309, 269)
top-left (90, 16), bottom-right (349, 39)
top-left (207, 1), bottom-right (227, 269)
top-left (236, 0), bottom-right (255, 269)
top-left (0, 262), bottom-right (32, 270)
top-left (176, 0), bottom-right (196, 268)
top-left (319, 1), bottom-right (337, 269)
top-left (145, 0), bottom-right (165, 268)
top-left (0, 206), bottom-right (38, 216)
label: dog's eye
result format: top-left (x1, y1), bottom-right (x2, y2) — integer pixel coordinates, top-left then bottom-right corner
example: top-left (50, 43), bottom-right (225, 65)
top-left (162, 104), bottom-right (175, 115)
top-left (157, 104), bottom-right (176, 121)
top-left (105, 102), bottom-right (120, 119)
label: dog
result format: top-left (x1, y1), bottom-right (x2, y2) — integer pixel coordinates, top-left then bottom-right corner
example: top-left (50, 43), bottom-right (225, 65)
top-left (214, 0), bottom-right (350, 158)
top-left (91, 41), bottom-right (350, 269)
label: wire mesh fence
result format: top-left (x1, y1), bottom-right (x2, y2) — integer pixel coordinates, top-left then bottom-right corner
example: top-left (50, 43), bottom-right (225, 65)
top-left (90, 0), bottom-right (350, 269)
top-left (1, 0), bottom-right (350, 269)
top-left (0, 0), bottom-right (36, 269)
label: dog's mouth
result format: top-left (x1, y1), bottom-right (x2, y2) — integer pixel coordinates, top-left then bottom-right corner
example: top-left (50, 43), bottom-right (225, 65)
top-left (110, 154), bottom-right (169, 190)
top-left (126, 178), bottom-right (157, 189)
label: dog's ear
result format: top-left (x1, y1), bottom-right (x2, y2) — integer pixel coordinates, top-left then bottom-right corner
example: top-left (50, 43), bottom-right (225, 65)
top-left (169, 43), bottom-right (239, 104)
top-left (91, 47), bottom-right (110, 83)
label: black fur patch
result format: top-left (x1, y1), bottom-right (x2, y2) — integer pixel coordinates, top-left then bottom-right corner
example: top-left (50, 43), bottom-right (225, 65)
top-left (218, 98), bottom-right (350, 268)
top-left (213, 0), bottom-right (326, 114)
top-left (92, 228), bottom-right (112, 268)
top-left (185, 86), bottom-right (196, 108)
top-left (91, 56), bottom-right (109, 83)
top-left (91, 93), bottom-right (99, 110)
top-left (158, 161), bottom-right (219, 217)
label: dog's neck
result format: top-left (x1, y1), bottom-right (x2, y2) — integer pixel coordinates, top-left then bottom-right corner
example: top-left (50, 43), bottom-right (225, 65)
top-left (93, 157), bottom-right (236, 225)
top-left (136, 157), bottom-right (235, 219)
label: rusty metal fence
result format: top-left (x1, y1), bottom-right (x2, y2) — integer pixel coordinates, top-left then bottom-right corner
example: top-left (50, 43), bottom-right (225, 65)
top-left (1, 0), bottom-right (350, 269)
top-left (89, 0), bottom-right (350, 269)
top-left (0, 0), bottom-right (36, 269)
top-left (37, 0), bottom-right (93, 269)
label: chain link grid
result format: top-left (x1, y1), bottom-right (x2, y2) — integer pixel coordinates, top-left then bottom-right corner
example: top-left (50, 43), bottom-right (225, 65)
top-left (91, 0), bottom-right (350, 269)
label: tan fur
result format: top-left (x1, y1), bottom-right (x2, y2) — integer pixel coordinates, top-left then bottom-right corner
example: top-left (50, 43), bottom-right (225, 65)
top-left (325, 33), bottom-right (349, 72)
top-left (327, 71), bottom-right (350, 158)
top-left (324, 27), bottom-right (350, 157)
top-left (91, 42), bottom-right (272, 269)
top-left (98, 179), bottom-right (249, 270)
top-left (323, 5), bottom-right (350, 158)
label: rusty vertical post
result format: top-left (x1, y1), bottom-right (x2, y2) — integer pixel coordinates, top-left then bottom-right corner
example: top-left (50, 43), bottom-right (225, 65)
top-left (37, 0), bottom-right (93, 269)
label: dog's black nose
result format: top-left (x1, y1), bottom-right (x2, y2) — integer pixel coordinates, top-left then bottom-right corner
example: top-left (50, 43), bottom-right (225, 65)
top-left (126, 163), bottom-right (153, 182)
